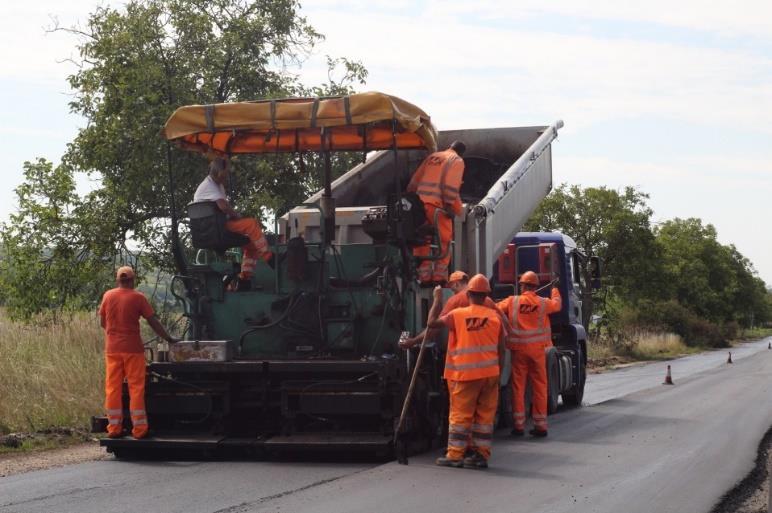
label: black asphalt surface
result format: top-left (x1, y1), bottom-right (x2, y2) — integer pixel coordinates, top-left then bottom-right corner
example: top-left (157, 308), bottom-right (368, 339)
top-left (1, 339), bottom-right (770, 513)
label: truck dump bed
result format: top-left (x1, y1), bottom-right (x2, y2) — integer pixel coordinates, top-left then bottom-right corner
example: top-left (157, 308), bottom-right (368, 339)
top-left (287, 122), bottom-right (563, 276)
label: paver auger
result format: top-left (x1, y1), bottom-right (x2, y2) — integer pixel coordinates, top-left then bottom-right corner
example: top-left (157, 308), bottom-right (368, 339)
top-left (97, 92), bottom-right (565, 458)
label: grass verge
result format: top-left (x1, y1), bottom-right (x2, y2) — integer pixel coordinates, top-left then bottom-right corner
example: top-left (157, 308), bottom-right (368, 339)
top-left (0, 309), bottom-right (104, 434)
top-left (588, 330), bottom-right (699, 370)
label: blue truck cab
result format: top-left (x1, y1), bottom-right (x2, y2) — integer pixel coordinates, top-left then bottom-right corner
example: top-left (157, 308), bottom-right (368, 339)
top-left (491, 231), bottom-right (590, 411)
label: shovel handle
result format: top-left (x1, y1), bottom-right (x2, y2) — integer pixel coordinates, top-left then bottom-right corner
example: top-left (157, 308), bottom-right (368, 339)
top-left (394, 328), bottom-right (431, 443)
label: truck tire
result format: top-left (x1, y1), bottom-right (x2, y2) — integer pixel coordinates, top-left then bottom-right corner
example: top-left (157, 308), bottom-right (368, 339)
top-left (546, 347), bottom-right (560, 414)
top-left (562, 344), bottom-right (586, 408)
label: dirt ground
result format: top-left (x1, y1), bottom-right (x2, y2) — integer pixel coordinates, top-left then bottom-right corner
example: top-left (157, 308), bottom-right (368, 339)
top-left (0, 441), bottom-right (108, 478)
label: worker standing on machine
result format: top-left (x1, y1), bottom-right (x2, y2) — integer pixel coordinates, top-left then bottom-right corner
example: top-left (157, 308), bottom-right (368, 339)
top-left (193, 157), bottom-right (274, 290)
top-left (99, 266), bottom-right (177, 439)
top-left (497, 271), bottom-right (561, 438)
top-left (425, 274), bottom-right (505, 469)
top-left (407, 141), bottom-right (466, 284)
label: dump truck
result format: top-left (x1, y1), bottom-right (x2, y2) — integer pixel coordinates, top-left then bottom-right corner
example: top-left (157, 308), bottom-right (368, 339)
top-left (97, 92), bottom-right (580, 458)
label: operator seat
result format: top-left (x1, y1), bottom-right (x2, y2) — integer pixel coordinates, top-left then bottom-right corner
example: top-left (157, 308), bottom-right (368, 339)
top-left (187, 201), bottom-right (250, 253)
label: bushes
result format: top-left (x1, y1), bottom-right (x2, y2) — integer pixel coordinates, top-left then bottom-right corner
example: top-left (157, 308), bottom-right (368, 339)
top-left (606, 300), bottom-right (728, 352)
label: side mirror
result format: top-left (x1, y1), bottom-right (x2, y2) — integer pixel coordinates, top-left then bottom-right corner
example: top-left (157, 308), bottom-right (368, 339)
top-left (590, 256), bottom-right (602, 290)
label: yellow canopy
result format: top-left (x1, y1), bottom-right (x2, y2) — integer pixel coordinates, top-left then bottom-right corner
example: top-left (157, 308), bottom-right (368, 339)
top-left (163, 91), bottom-right (438, 154)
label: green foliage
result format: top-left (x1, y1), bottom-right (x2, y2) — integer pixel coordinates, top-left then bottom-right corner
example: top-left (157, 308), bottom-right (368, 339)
top-left (625, 299), bottom-right (727, 348)
top-left (55, 0), bottom-right (365, 271)
top-left (526, 184), bottom-right (770, 350)
top-left (655, 218), bottom-right (769, 328)
top-left (0, 160), bottom-right (111, 319)
top-left (0, 1), bottom-right (368, 318)
top-left (524, 184), bottom-right (660, 330)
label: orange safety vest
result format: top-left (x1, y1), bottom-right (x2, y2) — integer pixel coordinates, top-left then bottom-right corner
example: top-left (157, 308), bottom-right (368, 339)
top-left (504, 290), bottom-right (561, 349)
top-left (444, 304), bottom-right (501, 381)
top-left (407, 149), bottom-right (464, 215)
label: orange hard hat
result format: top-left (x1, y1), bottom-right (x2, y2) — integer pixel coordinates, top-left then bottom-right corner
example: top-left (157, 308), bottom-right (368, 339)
top-left (448, 271), bottom-right (469, 283)
top-left (519, 271), bottom-right (539, 286)
top-left (467, 274), bottom-right (491, 293)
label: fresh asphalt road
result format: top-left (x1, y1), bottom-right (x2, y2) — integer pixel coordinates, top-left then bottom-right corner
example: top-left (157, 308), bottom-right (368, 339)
top-left (1, 339), bottom-right (770, 513)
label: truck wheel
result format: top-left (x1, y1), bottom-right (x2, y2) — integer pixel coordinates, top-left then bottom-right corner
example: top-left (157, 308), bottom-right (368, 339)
top-left (562, 344), bottom-right (586, 408)
top-left (546, 347), bottom-right (560, 414)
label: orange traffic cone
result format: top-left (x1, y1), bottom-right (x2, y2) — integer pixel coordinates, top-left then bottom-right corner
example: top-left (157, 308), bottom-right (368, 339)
top-left (727, 352), bottom-right (733, 364)
top-left (663, 365), bottom-right (674, 385)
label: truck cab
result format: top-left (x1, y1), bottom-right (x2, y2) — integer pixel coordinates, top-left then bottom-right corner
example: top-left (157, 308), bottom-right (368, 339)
top-left (493, 232), bottom-right (590, 411)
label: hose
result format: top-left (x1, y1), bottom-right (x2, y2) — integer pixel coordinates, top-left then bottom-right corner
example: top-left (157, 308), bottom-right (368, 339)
top-left (237, 292), bottom-right (302, 355)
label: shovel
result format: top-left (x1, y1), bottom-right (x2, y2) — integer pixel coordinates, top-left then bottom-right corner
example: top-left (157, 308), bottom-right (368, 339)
top-left (394, 327), bottom-right (432, 465)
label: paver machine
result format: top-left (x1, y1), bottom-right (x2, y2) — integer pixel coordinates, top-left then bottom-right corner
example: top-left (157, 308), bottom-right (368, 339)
top-left (97, 92), bottom-right (564, 458)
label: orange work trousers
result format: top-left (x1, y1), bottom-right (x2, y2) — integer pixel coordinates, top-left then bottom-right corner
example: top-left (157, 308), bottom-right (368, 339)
top-left (446, 376), bottom-right (499, 460)
top-left (225, 217), bottom-right (273, 277)
top-left (105, 353), bottom-right (148, 438)
top-left (413, 204), bottom-right (452, 283)
top-left (511, 344), bottom-right (548, 432)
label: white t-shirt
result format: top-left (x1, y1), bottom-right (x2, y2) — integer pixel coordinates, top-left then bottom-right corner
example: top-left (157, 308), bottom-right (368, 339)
top-left (193, 176), bottom-right (227, 202)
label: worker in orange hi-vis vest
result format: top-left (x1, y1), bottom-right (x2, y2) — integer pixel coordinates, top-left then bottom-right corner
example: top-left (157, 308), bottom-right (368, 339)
top-left (497, 270), bottom-right (561, 438)
top-left (398, 270), bottom-right (507, 350)
top-left (425, 274), bottom-right (506, 469)
top-left (99, 266), bottom-right (177, 439)
top-left (193, 157), bottom-right (275, 291)
top-left (406, 141), bottom-right (466, 284)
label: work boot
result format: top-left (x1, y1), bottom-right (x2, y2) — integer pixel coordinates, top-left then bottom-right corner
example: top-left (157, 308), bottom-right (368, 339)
top-left (529, 428), bottom-right (548, 438)
top-left (510, 428), bottom-right (525, 437)
top-left (107, 431), bottom-right (125, 439)
top-left (435, 456), bottom-right (464, 468)
top-left (463, 452), bottom-right (488, 469)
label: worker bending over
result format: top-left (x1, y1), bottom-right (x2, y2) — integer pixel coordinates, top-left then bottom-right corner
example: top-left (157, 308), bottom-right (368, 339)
top-left (407, 141), bottom-right (466, 284)
top-left (426, 274), bottom-right (506, 469)
top-left (194, 157), bottom-right (274, 290)
top-left (99, 266), bottom-right (176, 439)
top-left (497, 271), bottom-right (561, 437)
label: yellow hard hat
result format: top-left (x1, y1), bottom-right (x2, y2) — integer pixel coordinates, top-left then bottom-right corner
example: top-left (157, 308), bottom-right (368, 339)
top-left (467, 274), bottom-right (491, 293)
top-left (519, 271), bottom-right (539, 286)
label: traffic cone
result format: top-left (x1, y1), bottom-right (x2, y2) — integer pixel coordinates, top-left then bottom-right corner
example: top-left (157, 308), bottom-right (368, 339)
top-left (663, 365), bottom-right (674, 385)
top-left (768, 342), bottom-right (770, 349)
top-left (727, 352), bottom-right (733, 364)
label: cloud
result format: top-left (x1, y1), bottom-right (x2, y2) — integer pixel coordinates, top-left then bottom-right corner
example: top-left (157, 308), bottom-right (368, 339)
top-left (299, 3), bottom-right (772, 136)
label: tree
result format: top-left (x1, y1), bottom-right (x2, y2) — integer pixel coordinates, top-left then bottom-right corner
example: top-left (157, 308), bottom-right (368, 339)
top-left (0, 160), bottom-right (111, 319)
top-left (0, 0), bottom-right (367, 317)
top-left (524, 184), bottom-right (661, 331)
top-left (655, 218), bottom-right (769, 327)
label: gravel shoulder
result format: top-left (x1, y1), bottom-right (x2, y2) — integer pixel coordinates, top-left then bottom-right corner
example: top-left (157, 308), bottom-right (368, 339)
top-left (712, 427), bottom-right (771, 513)
top-left (0, 441), bottom-right (108, 478)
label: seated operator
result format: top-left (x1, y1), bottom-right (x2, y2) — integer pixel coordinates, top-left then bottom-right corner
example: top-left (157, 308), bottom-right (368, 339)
top-left (193, 157), bottom-right (275, 290)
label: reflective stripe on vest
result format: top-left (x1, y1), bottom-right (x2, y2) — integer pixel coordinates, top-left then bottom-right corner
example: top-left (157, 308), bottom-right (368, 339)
top-left (445, 304), bottom-right (500, 380)
top-left (416, 153), bottom-right (462, 206)
top-left (445, 357), bottom-right (499, 371)
top-left (448, 345), bottom-right (499, 356)
top-left (508, 295), bottom-right (550, 346)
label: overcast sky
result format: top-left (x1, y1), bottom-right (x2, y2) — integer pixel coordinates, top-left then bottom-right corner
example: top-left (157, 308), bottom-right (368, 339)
top-left (2, 1), bottom-right (771, 284)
